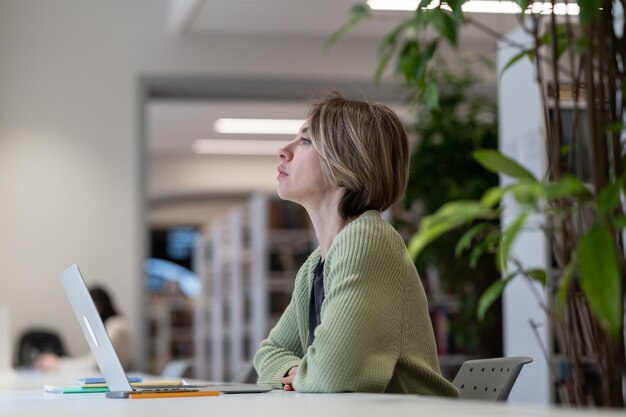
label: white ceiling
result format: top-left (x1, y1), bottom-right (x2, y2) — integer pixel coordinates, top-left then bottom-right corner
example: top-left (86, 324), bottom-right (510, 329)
top-left (155, 1), bottom-right (520, 155)
top-left (149, 100), bottom-right (309, 155)
top-left (148, 99), bottom-right (414, 155)
top-left (178, 0), bottom-right (518, 43)
top-left (188, 0), bottom-right (403, 39)
top-left (148, 0), bottom-right (520, 201)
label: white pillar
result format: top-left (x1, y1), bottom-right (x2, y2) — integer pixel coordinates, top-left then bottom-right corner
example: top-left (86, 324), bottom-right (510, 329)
top-left (498, 25), bottom-right (550, 405)
top-left (249, 194), bottom-right (268, 357)
top-left (210, 223), bottom-right (224, 381)
top-left (228, 207), bottom-right (244, 380)
top-left (0, 305), bottom-right (13, 376)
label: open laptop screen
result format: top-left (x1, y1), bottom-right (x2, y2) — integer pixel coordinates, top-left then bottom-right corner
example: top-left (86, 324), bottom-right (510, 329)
top-left (60, 263), bottom-right (273, 396)
top-left (60, 264), bottom-right (133, 392)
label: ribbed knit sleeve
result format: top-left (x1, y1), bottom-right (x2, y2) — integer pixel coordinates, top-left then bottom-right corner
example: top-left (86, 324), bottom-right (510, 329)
top-left (253, 272), bottom-right (311, 389)
top-left (254, 248), bottom-right (321, 388)
top-left (253, 297), bottom-right (305, 388)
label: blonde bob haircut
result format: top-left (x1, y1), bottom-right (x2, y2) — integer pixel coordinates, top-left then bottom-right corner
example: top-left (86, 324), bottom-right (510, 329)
top-left (307, 92), bottom-right (409, 219)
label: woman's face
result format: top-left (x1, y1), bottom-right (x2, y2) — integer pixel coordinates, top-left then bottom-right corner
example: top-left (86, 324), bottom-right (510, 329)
top-left (276, 121), bottom-right (332, 206)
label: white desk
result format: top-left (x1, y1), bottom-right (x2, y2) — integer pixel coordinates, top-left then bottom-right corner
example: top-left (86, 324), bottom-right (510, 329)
top-left (0, 371), bottom-right (622, 417)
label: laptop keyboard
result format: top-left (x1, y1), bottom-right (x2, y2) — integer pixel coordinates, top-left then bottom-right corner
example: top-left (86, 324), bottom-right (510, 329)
top-left (136, 388), bottom-right (199, 393)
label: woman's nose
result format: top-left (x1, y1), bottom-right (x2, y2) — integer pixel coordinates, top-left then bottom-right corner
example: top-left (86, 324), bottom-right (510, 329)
top-left (277, 143), bottom-right (291, 161)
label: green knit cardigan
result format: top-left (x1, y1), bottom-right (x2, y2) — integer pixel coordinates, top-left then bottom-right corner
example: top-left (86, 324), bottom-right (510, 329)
top-left (253, 210), bottom-right (459, 396)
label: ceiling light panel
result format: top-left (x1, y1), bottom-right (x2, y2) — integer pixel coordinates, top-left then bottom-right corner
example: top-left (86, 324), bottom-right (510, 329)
top-left (367, 0), bottom-right (579, 15)
top-left (213, 118), bottom-right (304, 135)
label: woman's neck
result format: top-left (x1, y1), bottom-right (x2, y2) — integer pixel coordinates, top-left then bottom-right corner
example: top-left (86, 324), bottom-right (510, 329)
top-left (303, 190), bottom-right (351, 260)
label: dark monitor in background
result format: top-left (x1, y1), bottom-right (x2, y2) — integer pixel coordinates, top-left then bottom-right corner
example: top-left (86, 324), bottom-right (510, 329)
top-left (147, 227), bottom-right (200, 297)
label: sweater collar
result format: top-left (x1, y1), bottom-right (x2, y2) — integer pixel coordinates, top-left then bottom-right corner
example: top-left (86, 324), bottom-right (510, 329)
top-left (314, 209), bottom-right (381, 263)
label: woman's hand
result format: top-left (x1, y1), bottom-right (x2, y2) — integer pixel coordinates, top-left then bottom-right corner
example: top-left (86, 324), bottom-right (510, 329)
top-left (33, 353), bottom-right (60, 370)
top-left (282, 366), bottom-right (298, 391)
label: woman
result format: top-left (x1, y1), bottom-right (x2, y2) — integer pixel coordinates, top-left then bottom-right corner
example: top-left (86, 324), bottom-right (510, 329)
top-left (253, 93), bottom-right (459, 396)
top-left (35, 286), bottom-right (133, 371)
top-left (88, 286), bottom-right (133, 370)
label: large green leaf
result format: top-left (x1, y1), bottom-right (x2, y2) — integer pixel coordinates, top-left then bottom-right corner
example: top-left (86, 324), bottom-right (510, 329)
top-left (408, 201), bottom-right (496, 258)
top-left (513, 0), bottom-right (531, 10)
top-left (469, 237), bottom-right (492, 268)
top-left (480, 186), bottom-right (506, 208)
top-left (556, 260), bottom-right (575, 317)
top-left (500, 48), bottom-right (532, 77)
top-left (423, 80), bottom-right (439, 109)
top-left (374, 21), bottom-right (408, 82)
top-left (498, 212), bottom-right (528, 272)
top-left (429, 8), bottom-right (457, 46)
top-left (537, 24), bottom-right (569, 60)
top-left (469, 229), bottom-right (500, 268)
top-left (473, 150), bottom-right (537, 181)
top-left (577, 225), bottom-right (623, 339)
top-left (605, 122), bottom-right (625, 133)
top-left (324, 3), bottom-right (370, 51)
top-left (542, 174), bottom-right (590, 200)
top-left (378, 20), bottom-right (408, 55)
top-left (447, 0), bottom-right (464, 20)
top-left (375, 46), bottom-right (396, 83)
top-left (612, 215), bottom-right (626, 229)
top-left (428, 200), bottom-right (494, 221)
top-left (455, 222), bottom-right (490, 257)
top-left (395, 38), bottom-right (435, 88)
top-left (478, 272), bottom-right (516, 321)
top-left (509, 181), bottom-right (543, 207)
top-left (526, 269), bottom-right (547, 286)
top-left (422, 40), bottom-right (438, 73)
top-left (597, 181), bottom-right (622, 215)
top-left (398, 41), bottom-right (420, 82)
top-left (407, 216), bottom-right (463, 259)
top-left (578, 0), bottom-right (602, 24)
top-left (417, 0), bottom-right (432, 10)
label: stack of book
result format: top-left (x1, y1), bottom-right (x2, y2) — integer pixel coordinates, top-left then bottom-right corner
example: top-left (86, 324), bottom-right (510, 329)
top-left (44, 377), bottom-right (183, 394)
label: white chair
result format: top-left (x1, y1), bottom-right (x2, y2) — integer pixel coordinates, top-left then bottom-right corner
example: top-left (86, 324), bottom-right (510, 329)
top-left (452, 356), bottom-right (533, 401)
top-left (233, 361), bottom-right (257, 384)
top-left (161, 359), bottom-right (192, 378)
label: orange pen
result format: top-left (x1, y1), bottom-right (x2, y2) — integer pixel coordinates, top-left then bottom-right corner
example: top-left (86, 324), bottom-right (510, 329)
top-left (129, 391), bottom-right (221, 399)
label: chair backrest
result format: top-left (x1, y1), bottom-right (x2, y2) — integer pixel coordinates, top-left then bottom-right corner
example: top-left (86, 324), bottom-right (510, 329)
top-left (17, 329), bottom-right (66, 366)
top-left (161, 359), bottom-right (192, 378)
top-left (232, 361), bottom-right (257, 384)
top-left (452, 356), bottom-right (532, 401)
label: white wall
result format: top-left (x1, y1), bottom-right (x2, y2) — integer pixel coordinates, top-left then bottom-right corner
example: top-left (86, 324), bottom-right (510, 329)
top-left (149, 197), bottom-right (248, 228)
top-left (0, 0), bottom-right (505, 365)
top-left (0, 0), bottom-right (391, 359)
top-left (150, 154), bottom-right (279, 200)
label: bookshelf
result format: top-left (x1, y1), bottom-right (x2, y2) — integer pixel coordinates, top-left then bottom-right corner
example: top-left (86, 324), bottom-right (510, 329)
top-left (145, 227), bottom-right (200, 376)
top-left (192, 193), bottom-right (314, 381)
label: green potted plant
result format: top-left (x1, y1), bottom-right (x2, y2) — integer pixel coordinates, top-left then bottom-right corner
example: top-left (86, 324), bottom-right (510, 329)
top-left (393, 60), bottom-right (502, 362)
top-left (331, 0), bottom-right (625, 407)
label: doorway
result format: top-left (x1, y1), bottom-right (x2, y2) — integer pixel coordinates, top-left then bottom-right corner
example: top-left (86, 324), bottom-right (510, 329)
top-left (138, 76), bottom-right (404, 378)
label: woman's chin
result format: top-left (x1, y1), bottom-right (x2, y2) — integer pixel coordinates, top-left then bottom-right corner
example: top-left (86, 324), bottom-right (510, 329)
top-left (277, 189), bottom-right (298, 205)
top-left (277, 185), bottom-right (291, 200)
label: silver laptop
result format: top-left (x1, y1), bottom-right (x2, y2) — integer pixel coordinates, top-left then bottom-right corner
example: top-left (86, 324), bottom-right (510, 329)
top-left (60, 264), bottom-right (272, 398)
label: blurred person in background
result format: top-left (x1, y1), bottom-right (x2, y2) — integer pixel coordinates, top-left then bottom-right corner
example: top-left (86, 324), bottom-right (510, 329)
top-left (34, 286), bottom-right (133, 371)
